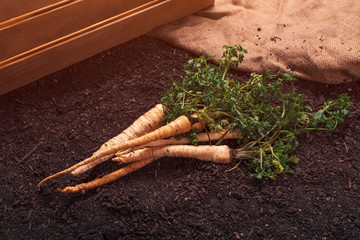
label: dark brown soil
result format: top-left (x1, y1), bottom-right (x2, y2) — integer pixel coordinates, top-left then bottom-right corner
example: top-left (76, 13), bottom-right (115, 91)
top-left (1, 36), bottom-right (359, 240)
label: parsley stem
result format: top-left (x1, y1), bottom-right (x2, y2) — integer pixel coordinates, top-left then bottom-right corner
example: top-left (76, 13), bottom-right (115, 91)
top-left (259, 148), bottom-right (275, 179)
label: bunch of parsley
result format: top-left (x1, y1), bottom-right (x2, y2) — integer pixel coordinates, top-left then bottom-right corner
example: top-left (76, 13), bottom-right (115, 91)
top-left (161, 45), bottom-right (352, 179)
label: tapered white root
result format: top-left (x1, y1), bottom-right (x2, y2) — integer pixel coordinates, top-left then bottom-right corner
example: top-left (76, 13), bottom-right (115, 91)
top-left (58, 158), bottom-right (156, 194)
top-left (58, 143), bottom-right (252, 193)
top-left (129, 129), bottom-right (241, 151)
top-left (83, 115), bottom-right (193, 164)
top-left (71, 155), bottom-right (112, 176)
top-left (113, 145), bottom-right (233, 164)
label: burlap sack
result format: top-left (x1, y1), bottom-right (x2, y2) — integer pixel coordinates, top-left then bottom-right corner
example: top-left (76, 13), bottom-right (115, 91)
top-left (150, 0), bottom-right (360, 83)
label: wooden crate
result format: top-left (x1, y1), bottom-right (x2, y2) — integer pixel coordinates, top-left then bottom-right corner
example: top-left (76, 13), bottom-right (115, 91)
top-left (0, 0), bottom-right (214, 96)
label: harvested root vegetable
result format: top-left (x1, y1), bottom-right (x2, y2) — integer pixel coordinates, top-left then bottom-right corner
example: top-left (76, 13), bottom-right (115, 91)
top-left (58, 158), bottom-right (156, 194)
top-left (130, 129), bottom-right (241, 151)
top-left (71, 155), bottom-right (110, 176)
top-left (60, 145), bottom-right (250, 194)
top-left (80, 115), bottom-right (200, 165)
top-left (113, 145), bottom-right (250, 164)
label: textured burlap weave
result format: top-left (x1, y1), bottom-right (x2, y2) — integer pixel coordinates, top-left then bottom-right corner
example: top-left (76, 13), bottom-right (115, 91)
top-left (150, 0), bottom-right (360, 83)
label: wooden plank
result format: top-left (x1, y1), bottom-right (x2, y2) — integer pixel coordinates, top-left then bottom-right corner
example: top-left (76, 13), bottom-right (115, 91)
top-left (0, 0), bottom-right (64, 22)
top-left (0, 0), bottom-right (152, 61)
top-left (0, 0), bottom-right (214, 96)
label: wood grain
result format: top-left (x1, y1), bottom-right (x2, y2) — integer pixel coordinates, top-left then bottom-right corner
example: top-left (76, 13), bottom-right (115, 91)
top-left (0, 0), bottom-right (62, 22)
top-left (0, 0), bottom-right (214, 96)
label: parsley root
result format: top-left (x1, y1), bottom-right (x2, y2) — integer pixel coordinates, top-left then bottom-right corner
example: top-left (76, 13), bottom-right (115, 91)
top-left (58, 158), bottom-right (156, 194)
top-left (82, 115), bottom-right (197, 164)
top-left (59, 144), bottom-right (250, 193)
top-left (113, 145), bottom-right (249, 164)
top-left (130, 129), bottom-right (242, 151)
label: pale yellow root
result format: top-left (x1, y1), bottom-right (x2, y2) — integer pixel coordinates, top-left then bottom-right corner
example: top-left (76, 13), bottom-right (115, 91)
top-left (82, 115), bottom-right (193, 164)
top-left (99, 104), bottom-right (164, 150)
top-left (126, 129), bottom-right (242, 152)
top-left (71, 104), bottom-right (164, 176)
top-left (71, 155), bottom-right (112, 176)
top-left (37, 104), bottom-right (164, 190)
top-left (113, 145), bottom-right (232, 164)
top-left (58, 158), bottom-right (156, 194)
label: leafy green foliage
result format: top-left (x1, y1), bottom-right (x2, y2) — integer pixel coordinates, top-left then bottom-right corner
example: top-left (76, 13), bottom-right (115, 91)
top-left (161, 45), bottom-right (352, 179)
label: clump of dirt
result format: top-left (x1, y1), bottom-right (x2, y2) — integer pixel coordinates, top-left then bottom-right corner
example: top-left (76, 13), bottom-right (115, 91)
top-left (0, 36), bottom-right (359, 239)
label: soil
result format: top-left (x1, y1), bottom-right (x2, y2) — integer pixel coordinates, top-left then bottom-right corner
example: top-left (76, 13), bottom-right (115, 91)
top-left (0, 36), bottom-right (359, 240)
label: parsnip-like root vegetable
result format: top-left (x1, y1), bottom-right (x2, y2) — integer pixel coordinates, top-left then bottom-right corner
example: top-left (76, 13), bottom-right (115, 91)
top-left (58, 145), bottom-right (250, 193)
top-left (130, 129), bottom-right (241, 151)
top-left (86, 115), bottom-right (196, 162)
top-left (52, 129), bottom-right (243, 194)
top-left (113, 145), bottom-right (251, 164)
top-left (58, 158), bottom-right (156, 194)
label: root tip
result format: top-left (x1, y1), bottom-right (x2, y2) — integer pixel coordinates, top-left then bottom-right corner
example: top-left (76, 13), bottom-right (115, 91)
top-left (57, 188), bottom-right (68, 194)
top-left (70, 171), bottom-right (79, 177)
